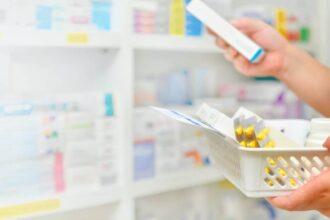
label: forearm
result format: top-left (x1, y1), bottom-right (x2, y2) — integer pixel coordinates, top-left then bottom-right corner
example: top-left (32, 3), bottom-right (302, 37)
top-left (278, 44), bottom-right (330, 117)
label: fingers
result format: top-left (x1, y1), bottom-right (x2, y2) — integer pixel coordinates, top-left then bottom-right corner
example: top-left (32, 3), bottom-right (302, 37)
top-left (233, 55), bottom-right (249, 73)
top-left (268, 173), bottom-right (327, 211)
top-left (232, 55), bottom-right (266, 77)
top-left (323, 137), bottom-right (330, 149)
top-left (207, 28), bottom-right (217, 36)
top-left (216, 37), bottom-right (229, 49)
top-left (319, 209), bottom-right (330, 217)
top-left (216, 38), bottom-right (239, 62)
top-left (224, 47), bottom-right (239, 61)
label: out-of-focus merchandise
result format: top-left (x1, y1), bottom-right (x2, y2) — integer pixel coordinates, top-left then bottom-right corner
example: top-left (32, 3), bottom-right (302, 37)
top-left (134, 108), bottom-right (210, 181)
top-left (169, 0), bottom-right (185, 36)
top-left (64, 113), bottom-right (119, 192)
top-left (133, 0), bottom-right (158, 34)
top-left (135, 68), bottom-right (218, 107)
top-left (133, 0), bottom-right (231, 36)
top-left (136, 182), bottom-right (327, 220)
top-left (216, 82), bottom-right (305, 118)
top-left (135, 70), bottom-right (304, 119)
top-left (0, 0), bottom-right (113, 32)
top-left (0, 92), bottom-right (119, 204)
top-left (233, 0), bottom-right (312, 43)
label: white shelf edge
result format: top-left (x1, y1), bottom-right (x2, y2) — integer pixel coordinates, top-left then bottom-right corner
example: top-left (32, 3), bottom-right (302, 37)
top-left (0, 31), bottom-right (123, 48)
top-left (7, 187), bottom-right (123, 220)
top-left (133, 167), bottom-right (224, 198)
top-left (132, 34), bottom-right (223, 53)
top-left (60, 187), bottom-right (123, 212)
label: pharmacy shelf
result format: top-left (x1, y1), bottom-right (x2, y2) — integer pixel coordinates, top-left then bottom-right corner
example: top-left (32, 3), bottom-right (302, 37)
top-left (0, 31), bottom-right (123, 48)
top-left (132, 34), bottom-right (223, 53)
top-left (131, 34), bottom-right (315, 54)
top-left (59, 187), bottom-right (123, 212)
top-left (133, 167), bottom-right (224, 198)
top-left (9, 187), bottom-right (123, 220)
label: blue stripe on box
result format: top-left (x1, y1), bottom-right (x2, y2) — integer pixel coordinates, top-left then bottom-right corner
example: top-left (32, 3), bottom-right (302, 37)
top-left (250, 48), bottom-right (264, 63)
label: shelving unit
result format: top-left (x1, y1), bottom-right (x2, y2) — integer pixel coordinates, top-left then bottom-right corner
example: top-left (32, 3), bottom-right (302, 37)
top-left (0, 31), bottom-right (123, 48)
top-left (131, 34), bottom-right (222, 53)
top-left (133, 167), bottom-right (223, 198)
top-left (12, 188), bottom-right (123, 220)
top-left (0, 0), bottom-right (327, 220)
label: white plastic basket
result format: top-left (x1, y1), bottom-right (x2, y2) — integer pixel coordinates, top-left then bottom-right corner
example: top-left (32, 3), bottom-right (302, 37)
top-left (205, 120), bottom-right (330, 198)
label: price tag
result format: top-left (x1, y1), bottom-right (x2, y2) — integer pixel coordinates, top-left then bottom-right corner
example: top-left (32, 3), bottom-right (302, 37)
top-left (0, 199), bottom-right (61, 218)
top-left (67, 33), bottom-right (89, 45)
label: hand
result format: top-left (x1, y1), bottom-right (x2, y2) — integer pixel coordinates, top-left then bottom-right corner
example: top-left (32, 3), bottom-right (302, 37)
top-left (208, 18), bottom-right (291, 77)
top-left (268, 137), bottom-right (330, 217)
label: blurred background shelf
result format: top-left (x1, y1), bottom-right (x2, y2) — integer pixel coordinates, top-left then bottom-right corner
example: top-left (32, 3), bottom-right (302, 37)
top-left (0, 31), bottom-right (313, 52)
top-left (8, 188), bottom-right (123, 220)
top-left (0, 31), bottom-right (123, 48)
top-left (132, 34), bottom-right (222, 53)
top-left (133, 167), bottom-right (224, 198)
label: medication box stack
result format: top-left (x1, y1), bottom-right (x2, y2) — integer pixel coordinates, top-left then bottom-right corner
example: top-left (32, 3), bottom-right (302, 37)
top-left (233, 0), bottom-right (312, 43)
top-left (0, 92), bottom-right (119, 204)
top-left (134, 107), bottom-right (210, 181)
top-left (153, 104), bottom-right (330, 197)
top-left (133, 0), bottom-right (158, 34)
top-left (0, 0), bottom-right (113, 32)
top-left (132, 0), bottom-right (205, 36)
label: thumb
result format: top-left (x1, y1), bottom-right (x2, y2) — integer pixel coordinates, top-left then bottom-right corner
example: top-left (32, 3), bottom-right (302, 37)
top-left (323, 137), bottom-right (330, 150)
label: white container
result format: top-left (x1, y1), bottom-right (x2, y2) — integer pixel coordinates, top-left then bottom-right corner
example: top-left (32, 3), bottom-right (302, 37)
top-left (205, 120), bottom-right (330, 198)
top-left (308, 133), bottom-right (330, 141)
top-left (304, 140), bottom-right (324, 148)
top-left (305, 118), bottom-right (330, 148)
top-left (310, 118), bottom-right (330, 133)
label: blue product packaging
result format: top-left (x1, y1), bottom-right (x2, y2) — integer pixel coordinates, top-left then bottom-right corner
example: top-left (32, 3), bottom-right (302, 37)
top-left (36, 5), bottom-right (53, 30)
top-left (157, 70), bottom-right (192, 106)
top-left (104, 93), bottom-right (114, 116)
top-left (134, 140), bottom-right (155, 180)
top-left (185, 0), bottom-right (203, 36)
top-left (92, 1), bottom-right (112, 31)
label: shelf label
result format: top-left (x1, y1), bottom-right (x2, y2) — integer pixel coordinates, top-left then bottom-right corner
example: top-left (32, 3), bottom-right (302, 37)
top-left (67, 33), bottom-right (89, 44)
top-left (0, 199), bottom-right (61, 219)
